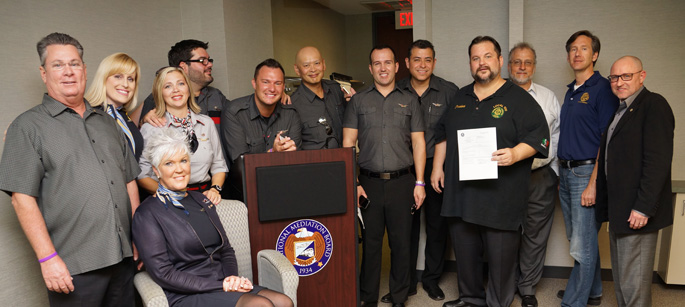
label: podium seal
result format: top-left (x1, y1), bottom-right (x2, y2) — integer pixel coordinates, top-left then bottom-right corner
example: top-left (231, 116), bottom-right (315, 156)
top-left (276, 219), bottom-right (333, 276)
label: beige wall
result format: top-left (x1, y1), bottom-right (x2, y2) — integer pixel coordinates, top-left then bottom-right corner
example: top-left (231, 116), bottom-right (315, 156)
top-left (414, 0), bottom-right (685, 269)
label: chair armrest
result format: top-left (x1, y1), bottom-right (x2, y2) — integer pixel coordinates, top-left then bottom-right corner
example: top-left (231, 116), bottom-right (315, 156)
top-left (133, 271), bottom-right (169, 307)
top-left (257, 249), bottom-right (299, 306)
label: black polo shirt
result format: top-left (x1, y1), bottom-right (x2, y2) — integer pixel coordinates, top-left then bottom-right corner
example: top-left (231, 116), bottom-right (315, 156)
top-left (221, 94), bottom-right (302, 162)
top-left (343, 84), bottom-right (424, 172)
top-left (435, 81), bottom-right (549, 230)
top-left (290, 79), bottom-right (346, 149)
top-left (397, 75), bottom-right (459, 159)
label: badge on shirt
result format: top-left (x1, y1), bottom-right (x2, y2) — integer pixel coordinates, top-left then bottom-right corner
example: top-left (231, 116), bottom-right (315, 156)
top-left (491, 104), bottom-right (507, 119)
top-left (454, 105), bottom-right (466, 109)
top-left (541, 138), bottom-right (549, 149)
top-left (580, 92), bottom-right (589, 104)
top-left (398, 103), bottom-right (408, 108)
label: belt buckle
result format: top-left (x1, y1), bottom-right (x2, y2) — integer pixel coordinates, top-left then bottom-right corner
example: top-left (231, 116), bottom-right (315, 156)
top-left (380, 173), bottom-right (391, 180)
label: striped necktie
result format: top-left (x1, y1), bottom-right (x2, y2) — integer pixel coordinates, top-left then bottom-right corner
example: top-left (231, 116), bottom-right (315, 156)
top-left (107, 104), bottom-right (136, 154)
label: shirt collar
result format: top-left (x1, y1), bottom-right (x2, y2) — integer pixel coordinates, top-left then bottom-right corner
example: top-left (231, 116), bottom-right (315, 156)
top-left (398, 75), bottom-right (439, 96)
top-left (566, 71), bottom-right (602, 90)
top-left (165, 110), bottom-right (206, 127)
top-left (247, 94), bottom-right (281, 120)
top-left (623, 86), bottom-right (644, 108)
top-left (42, 93), bottom-right (101, 118)
top-left (299, 82), bottom-right (330, 103)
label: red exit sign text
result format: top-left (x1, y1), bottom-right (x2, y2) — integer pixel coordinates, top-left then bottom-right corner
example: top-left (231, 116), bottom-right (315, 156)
top-left (395, 11), bottom-right (413, 29)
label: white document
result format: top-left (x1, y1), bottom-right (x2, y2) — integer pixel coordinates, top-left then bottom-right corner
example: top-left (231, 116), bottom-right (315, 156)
top-left (457, 127), bottom-right (498, 181)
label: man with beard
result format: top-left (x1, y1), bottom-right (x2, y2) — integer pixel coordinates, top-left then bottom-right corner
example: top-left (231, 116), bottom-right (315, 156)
top-left (290, 46), bottom-right (352, 149)
top-left (431, 36), bottom-right (549, 307)
top-left (344, 45), bottom-right (426, 307)
top-left (140, 39), bottom-right (228, 128)
top-left (507, 42), bottom-right (560, 307)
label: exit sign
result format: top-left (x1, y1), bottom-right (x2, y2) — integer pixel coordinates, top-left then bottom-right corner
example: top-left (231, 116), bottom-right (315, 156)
top-left (395, 10), bottom-right (413, 29)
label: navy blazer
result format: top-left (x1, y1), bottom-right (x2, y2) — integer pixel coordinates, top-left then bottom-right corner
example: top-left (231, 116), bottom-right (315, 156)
top-left (132, 191), bottom-right (238, 305)
top-left (595, 87), bottom-right (674, 234)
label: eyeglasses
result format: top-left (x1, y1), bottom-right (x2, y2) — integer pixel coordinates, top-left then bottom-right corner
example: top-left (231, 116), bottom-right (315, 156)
top-left (188, 133), bottom-right (198, 153)
top-left (607, 71), bottom-right (642, 83)
top-left (510, 60), bottom-right (534, 67)
top-left (46, 61), bottom-right (84, 71)
top-left (185, 58), bottom-right (214, 66)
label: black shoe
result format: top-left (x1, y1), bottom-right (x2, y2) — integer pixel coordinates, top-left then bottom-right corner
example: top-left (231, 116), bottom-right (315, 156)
top-left (380, 289), bottom-right (417, 303)
top-left (520, 295), bottom-right (538, 307)
top-left (360, 301), bottom-right (377, 307)
top-left (443, 299), bottom-right (470, 307)
top-left (423, 284), bottom-right (445, 301)
top-left (556, 290), bottom-right (601, 306)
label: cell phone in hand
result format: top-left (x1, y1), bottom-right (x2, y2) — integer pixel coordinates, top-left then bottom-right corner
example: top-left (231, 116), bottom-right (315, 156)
top-left (359, 195), bottom-right (370, 209)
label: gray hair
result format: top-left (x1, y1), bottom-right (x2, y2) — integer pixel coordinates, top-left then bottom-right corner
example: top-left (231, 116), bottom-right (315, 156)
top-left (143, 128), bottom-right (190, 169)
top-left (508, 42), bottom-right (537, 64)
top-left (37, 32), bottom-right (84, 66)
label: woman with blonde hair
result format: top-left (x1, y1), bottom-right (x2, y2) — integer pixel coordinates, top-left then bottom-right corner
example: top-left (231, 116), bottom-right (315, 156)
top-left (138, 66), bottom-right (227, 205)
top-left (85, 52), bottom-right (143, 160)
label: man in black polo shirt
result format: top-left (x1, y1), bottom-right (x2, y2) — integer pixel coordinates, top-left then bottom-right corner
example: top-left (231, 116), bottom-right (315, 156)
top-left (221, 58), bottom-right (301, 163)
top-left (383, 39), bottom-right (458, 303)
top-left (290, 46), bottom-right (352, 149)
top-left (432, 36), bottom-right (549, 307)
top-left (343, 45), bottom-right (426, 307)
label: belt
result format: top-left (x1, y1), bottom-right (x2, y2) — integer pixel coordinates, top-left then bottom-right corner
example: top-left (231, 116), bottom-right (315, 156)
top-left (187, 181), bottom-right (210, 191)
top-left (559, 159), bottom-right (595, 169)
top-left (359, 167), bottom-right (411, 180)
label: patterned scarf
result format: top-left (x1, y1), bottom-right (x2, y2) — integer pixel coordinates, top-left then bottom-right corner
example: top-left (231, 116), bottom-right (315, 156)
top-left (169, 110), bottom-right (197, 153)
top-left (107, 104), bottom-right (136, 153)
top-left (156, 183), bottom-right (189, 215)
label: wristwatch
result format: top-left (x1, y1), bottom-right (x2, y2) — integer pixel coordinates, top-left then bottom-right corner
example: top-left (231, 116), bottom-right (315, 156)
top-left (211, 185), bottom-right (223, 192)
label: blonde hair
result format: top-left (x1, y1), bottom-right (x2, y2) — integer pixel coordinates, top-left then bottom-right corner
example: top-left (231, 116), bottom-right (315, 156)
top-left (85, 53), bottom-right (140, 113)
top-left (152, 66), bottom-right (200, 118)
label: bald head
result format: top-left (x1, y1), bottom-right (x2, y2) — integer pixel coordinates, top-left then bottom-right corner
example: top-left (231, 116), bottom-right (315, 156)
top-left (609, 55), bottom-right (646, 100)
top-left (294, 46), bottom-right (326, 87)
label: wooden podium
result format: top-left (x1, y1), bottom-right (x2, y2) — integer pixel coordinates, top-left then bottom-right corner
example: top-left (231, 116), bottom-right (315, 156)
top-left (237, 148), bottom-right (359, 306)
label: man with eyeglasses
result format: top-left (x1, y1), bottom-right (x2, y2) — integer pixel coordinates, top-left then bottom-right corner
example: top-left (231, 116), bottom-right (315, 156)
top-left (344, 45), bottom-right (426, 307)
top-left (0, 33), bottom-right (140, 306)
top-left (140, 39), bottom-right (228, 128)
top-left (556, 30), bottom-right (618, 307)
top-left (506, 42), bottom-right (560, 307)
top-left (290, 46), bottom-right (352, 149)
top-left (382, 39), bottom-right (458, 303)
top-left (595, 56), bottom-right (674, 307)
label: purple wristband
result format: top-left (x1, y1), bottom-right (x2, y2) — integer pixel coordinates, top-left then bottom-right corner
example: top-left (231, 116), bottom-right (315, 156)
top-left (415, 183), bottom-right (425, 187)
top-left (39, 252), bottom-right (58, 263)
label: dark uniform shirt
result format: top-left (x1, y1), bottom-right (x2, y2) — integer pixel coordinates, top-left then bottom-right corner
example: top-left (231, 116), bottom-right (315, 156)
top-left (221, 94), bottom-right (302, 162)
top-left (290, 79), bottom-right (346, 149)
top-left (434, 81), bottom-right (549, 230)
top-left (558, 71), bottom-right (618, 161)
top-left (397, 75), bottom-right (459, 158)
top-left (0, 94), bottom-right (141, 275)
top-left (343, 84), bottom-right (424, 172)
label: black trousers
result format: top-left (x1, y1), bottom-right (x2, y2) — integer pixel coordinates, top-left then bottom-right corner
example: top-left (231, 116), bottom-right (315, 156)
top-left (47, 257), bottom-right (135, 307)
top-left (410, 158), bottom-right (448, 288)
top-left (448, 218), bottom-right (520, 307)
top-left (359, 172), bottom-right (414, 303)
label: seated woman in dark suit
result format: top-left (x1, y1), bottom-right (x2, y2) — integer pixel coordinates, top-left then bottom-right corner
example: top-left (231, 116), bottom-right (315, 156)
top-left (132, 128), bottom-right (292, 307)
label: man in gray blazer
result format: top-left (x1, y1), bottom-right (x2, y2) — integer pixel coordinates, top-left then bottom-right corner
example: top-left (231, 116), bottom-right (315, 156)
top-left (595, 55), bottom-right (675, 307)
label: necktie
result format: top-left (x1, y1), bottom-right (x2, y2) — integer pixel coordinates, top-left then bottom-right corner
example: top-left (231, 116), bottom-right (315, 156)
top-left (107, 105), bottom-right (136, 154)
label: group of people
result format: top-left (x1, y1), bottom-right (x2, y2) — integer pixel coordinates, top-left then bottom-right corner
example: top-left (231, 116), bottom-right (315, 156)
top-left (0, 28), bottom-right (674, 307)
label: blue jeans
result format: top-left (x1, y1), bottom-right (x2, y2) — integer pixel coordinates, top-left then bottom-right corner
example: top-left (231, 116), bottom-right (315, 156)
top-left (559, 164), bottom-right (602, 307)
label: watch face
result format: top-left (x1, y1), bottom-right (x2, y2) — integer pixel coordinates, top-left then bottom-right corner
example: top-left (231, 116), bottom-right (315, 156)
top-left (211, 185), bottom-right (222, 192)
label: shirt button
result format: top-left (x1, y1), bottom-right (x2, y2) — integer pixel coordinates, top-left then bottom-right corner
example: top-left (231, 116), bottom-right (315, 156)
top-left (383, 140), bottom-right (387, 144)
top-left (114, 204), bottom-right (118, 208)
top-left (101, 160), bottom-right (105, 163)
top-left (570, 98), bottom-right (574, 101)
top-left (111, 181), bottom-right (114, 185)
top-left (92, 140), bottom-right (95, 143)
